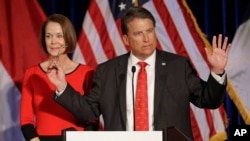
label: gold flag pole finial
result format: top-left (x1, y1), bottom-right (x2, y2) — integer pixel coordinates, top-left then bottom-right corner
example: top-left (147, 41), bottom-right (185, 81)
top-left (133, 0), bottom-right (138, 7)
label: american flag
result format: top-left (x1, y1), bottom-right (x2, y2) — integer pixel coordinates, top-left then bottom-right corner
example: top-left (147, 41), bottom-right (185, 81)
top-left (0, 0), bottom-right (227, 140)
top-left (73, 0), bottom-right (226, 140)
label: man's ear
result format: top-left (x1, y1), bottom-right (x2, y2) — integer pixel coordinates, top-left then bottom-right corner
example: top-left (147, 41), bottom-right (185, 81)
top-left (122, 35), bottom-right (129, 46)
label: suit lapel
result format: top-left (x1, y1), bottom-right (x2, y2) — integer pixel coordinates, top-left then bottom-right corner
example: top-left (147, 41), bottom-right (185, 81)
top-left (154, 50), bottom-right (168, 117)
top-left (115, 53), bottom-right (129, 128)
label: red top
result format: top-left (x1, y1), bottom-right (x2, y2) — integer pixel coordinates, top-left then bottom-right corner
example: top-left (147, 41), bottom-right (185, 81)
top-left (20, 64), bottom-right (94, 136)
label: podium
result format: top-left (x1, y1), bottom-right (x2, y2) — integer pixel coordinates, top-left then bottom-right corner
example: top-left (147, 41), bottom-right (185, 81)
top-left (65, 127), bottom-right (191, 141)
top-left (66, 131), bottom-right (162, 141)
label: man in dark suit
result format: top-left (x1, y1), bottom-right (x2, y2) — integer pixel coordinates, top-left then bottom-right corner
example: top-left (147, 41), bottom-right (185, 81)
top-left (47, 7), bottom-right (231, 140)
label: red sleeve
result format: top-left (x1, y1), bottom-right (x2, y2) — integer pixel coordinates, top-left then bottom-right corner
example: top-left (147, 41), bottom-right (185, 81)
top-left (20, 68), bottom-right (38, 139)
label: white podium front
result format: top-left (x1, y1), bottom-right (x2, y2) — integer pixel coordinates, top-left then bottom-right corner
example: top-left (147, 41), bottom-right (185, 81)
top-left (66, 131), bottom-right (162, 141)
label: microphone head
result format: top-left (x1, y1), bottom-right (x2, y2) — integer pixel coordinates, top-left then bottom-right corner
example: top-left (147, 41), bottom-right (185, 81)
top-left (131, 66), bottom-right (136, 73)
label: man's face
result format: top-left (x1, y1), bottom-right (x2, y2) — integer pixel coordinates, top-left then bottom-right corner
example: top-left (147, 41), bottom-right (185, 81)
top-left (122, 18), bottom-right (157, 60)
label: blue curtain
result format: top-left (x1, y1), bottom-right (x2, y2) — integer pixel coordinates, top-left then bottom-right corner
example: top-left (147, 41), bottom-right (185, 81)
top-left (37, 0), bottom-right (250, 140)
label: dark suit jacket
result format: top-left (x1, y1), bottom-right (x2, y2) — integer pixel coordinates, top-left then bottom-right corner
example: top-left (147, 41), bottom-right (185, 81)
top-left (55, 49), bottom-right (226, 140)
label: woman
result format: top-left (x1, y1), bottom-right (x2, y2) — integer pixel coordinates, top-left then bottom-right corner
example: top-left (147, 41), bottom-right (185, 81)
top-left (20, 14), bottom-right (98, 141)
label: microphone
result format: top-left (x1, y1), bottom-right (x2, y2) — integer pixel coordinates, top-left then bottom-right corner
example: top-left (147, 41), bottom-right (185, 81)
top-left (131, 66), bottom-right (136, 130)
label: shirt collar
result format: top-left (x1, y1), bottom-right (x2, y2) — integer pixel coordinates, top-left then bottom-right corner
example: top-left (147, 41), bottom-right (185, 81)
top-left (129, 50), bottom-right (156, 67)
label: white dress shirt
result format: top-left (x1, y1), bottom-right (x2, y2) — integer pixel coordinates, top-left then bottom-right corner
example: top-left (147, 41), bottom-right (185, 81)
top-left (126, 50), bottom-right (156, 131)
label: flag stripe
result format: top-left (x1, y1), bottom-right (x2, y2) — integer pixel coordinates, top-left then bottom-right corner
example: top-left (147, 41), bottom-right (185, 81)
top-left (72, 44), bottom-right (86, 65)
top-left (190, 109), bottom-right (203, 141)
top-left (177, 0), bottom-right (208, 62)
top-left (82, 11), bottom-right (108, 64)
top-left (153, 0), bottom-right (189, 56)
top-left (143, 2), bottom-right (172, 51)
top-left (205, 109), bottom-right (216, 136)
top-left (89, 1), bottom-right (117, 59)
top-left (77, 30), bottom-right (97, 67)
top-left (97, 0), bottom-right (128, 55)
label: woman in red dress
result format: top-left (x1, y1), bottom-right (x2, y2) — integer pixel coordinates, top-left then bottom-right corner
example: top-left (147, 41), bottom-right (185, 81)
top-left (20, 14), bottom-right (98, 141)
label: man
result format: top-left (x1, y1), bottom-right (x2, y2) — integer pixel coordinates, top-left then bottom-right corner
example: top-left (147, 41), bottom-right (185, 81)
top-left (47, 7), bottom-right (231, 140)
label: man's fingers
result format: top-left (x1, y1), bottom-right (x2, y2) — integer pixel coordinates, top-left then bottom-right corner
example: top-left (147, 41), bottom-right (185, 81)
top-left (222, 36), bottom-right (229, 51)
top-left (217, 34), bottom-right (222, 49)
top-left (212, 35), bottom-right (217, 48)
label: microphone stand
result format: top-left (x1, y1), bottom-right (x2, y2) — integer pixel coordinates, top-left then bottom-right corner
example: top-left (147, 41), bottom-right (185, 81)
top-left (131, 66), bottom-right (136, 131)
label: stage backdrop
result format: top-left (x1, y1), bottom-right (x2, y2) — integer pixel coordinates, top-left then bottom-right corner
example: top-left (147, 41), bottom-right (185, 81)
top-left (0, 0), bottom-right (249, 141)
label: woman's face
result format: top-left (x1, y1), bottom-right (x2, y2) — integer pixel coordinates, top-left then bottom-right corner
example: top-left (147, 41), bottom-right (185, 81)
top-left (45, 21), bottom-right (66, 57)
